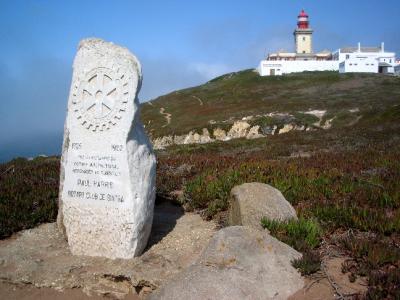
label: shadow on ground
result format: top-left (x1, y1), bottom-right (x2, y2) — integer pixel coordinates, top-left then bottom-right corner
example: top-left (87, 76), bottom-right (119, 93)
top-left (145, 197), bottom-right (184, 251)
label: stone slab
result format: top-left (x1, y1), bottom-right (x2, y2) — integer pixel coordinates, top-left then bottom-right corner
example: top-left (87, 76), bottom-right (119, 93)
top-left (58, 38), bottom-right (156, 259)
top-left (150, 226), bottom-right (304, 300)
top-left (229, 182), bottom-right (297, 230)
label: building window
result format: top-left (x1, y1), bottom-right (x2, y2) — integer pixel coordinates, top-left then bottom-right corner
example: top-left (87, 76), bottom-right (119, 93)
top-left (302, 37), bottom-right (306, 41)
top-left (355, 63), bottom-right (358, 66)
top-left (390, 59), bottom-right (392, 63)
top-left (346, 55), bottom-right (350, 59)
top-left (350, 63), bottom-right (353, 66)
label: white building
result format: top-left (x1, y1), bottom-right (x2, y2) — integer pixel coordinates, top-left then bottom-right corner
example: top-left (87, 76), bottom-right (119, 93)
top-left (258, 10), bottom-right (397, 76)
top-left (334, 43), bottom-right (396, 74)
top-left (258, 60), bottom-right (338, 76)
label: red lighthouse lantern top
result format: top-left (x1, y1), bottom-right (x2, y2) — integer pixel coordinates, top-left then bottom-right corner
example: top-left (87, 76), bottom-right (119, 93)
top-left (297, 9), bottom-right (309, 29)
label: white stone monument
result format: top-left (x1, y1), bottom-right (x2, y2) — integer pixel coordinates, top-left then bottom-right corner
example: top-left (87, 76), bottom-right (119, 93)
top-left (58, 38), bottom-right (156, 259)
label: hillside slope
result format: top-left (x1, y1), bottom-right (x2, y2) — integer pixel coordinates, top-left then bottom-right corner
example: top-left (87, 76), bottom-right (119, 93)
top-left (141, 70), bottom-right (400, 138)
top-left (2, 71), bottom-right (400, 299)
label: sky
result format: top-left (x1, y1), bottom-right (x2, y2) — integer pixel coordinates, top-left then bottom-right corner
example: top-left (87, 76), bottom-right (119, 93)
top-left (0, 0), bottom-right (399, 162)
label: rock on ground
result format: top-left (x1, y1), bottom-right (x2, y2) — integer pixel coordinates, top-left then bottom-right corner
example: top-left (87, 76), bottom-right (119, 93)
top-left (246, 125), bottom-right (263, 139)
top-left (150, 226), bottom-right (304, 300)
top-left (0, 201), bottom-right (216, 299)
top-left (278, 124), bottom-right (295, 134)
top-left (153, 136), bottom-right (174, 150)
top-left (183, 129), bottom-right (214, 144)
top-left (227, 121), bottom-right (251, 139)
top-left (228, 182), bottom-right (297, 230)
top-left (213, 128), bottom-right (228, 141)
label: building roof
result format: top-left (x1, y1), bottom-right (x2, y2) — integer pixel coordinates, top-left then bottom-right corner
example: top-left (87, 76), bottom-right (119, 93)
top-left (268, 51), bottom-right (296, 57)
top-left (340, 47), bottom-right (381, 53)
top-left (294, 53), bottom-right (318, 57)
top-left (298, 9), bottom-right (308, 17)
top-left (379, 62), bottom-right (392, 67)
top-left (316, 50), bottom-right (332, 56)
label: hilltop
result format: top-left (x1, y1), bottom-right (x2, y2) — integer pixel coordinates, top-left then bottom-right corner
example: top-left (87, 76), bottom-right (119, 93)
top-left (141, 70), bottom-right (400, 141)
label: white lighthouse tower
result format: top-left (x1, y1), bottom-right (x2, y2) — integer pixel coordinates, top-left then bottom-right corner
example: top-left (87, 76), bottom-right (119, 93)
top-left (294, 9), bottom-right (313, 54)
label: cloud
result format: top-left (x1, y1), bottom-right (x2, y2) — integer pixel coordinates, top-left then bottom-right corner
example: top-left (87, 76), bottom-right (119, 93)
top-left (187, 19), bottom-right (296, 73)
top-left (189, 62), bottom-right (232, 80)
top-left (139, 56), bottom-right (206, 101)
top-left (138, 22), bottom-right (297, 102)
top-left (139, 57), bottom-right (235, 102)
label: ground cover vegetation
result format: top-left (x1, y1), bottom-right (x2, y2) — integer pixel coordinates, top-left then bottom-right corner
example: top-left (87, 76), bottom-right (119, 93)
top-left (0, 157), bottom-right (59, 238)
top-left (261, 217), bottom-right (323, 275)
top-left (141, 70), bottom-right (400, 138)
top-left (1, 71), bottom-right (399, 298)
top-left (161, 132), bottom-right (400, 298)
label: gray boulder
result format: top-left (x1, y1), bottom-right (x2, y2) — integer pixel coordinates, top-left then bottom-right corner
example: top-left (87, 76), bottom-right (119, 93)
top-left (228, 182), bottom-right (297, 230)
top-left (150, 226), bottom-right (304, 300)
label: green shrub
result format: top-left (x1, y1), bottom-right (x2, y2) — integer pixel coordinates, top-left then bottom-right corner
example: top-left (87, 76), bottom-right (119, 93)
top-left (260, 217), bottom-right (323, 251)
top-left (313, 205), bottom-right (400, 234)
top-left (292, 250), bottom-right (321, 275)
top-left (261, 217), bottom-right (323, 275)
top-left (250, 116), bottom-right (286, 129)
top-left (184, 164), bottom-right (266, 216)
top-left (292, 112), bottom-right (319, 126)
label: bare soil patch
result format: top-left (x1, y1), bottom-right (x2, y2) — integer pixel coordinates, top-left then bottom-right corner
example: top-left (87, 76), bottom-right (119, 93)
top-left (290, 256), bottom-right (367, 300)
top-left (0, 201), bottom-right (216, 299)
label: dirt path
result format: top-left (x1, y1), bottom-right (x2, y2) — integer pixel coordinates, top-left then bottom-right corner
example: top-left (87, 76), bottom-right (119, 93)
top-left (191, 95), bottom-right (203, 105)
top-left (159, 107), bottom-right (171, 127)
top-left (0, 201), bottom-right (217, 299)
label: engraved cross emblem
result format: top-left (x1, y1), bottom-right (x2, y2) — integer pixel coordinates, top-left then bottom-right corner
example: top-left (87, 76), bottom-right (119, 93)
top-left (82, 71), bottom-right (117, 119)
top-left (73, 67), bottom-right (129, 132)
